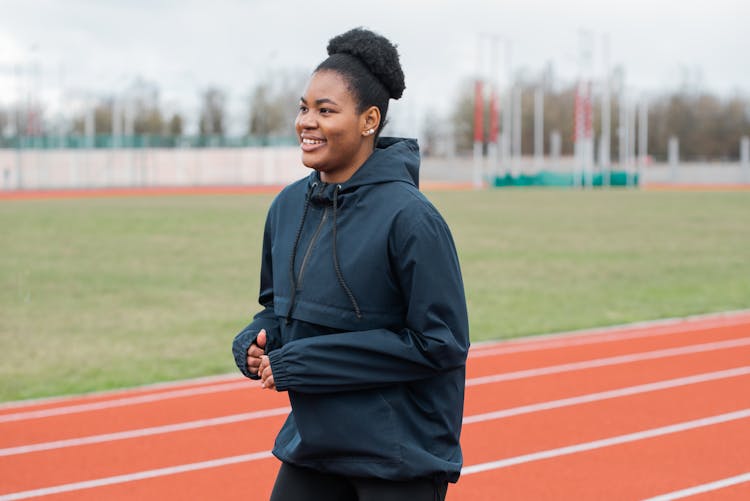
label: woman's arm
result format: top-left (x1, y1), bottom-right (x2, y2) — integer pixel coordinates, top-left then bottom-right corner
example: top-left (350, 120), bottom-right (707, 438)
top-left (232, 206), bottom-right (283, 379)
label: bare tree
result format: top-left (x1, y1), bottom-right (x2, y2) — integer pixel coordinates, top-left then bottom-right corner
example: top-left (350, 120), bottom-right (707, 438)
top-left (71, 100), bottom-right (112, 136)
top-left (450, 78), bottom-right (479, 154)
top-left (648, 92), bottom-right (750, 161)
top-left (0, 108), bottom-right (10, 139)
top-left (133, 108), bottom-right (164, 136)
top-left (168, 113), bottom-right (183, 136)
top-left (247, 69), bottom-right (307, 140)
top-left (199, 87), bottom-right (227, 137)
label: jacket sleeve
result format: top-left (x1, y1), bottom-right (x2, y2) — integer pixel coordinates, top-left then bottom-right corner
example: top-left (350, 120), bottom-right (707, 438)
top-left (267, 202), bottom-right (469, 393)
top-left (232, 204), bottom-right (283, 379)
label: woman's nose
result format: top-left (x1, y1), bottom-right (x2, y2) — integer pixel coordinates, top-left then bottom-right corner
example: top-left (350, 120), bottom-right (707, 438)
top-left (297, 112), bottom-right (316, 129)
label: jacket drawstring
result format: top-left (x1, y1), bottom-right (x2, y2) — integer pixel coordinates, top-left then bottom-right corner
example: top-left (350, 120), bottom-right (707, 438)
top-left (285, 182), bottom-right (315, 325)
top-left (286, 182), bottom-right (362, 324)
top-left (332, 184), bottom-right (362, 319)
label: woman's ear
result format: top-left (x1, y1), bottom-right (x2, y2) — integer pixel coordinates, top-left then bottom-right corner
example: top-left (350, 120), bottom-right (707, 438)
top-left (361, 106), bottom-right (381, 137)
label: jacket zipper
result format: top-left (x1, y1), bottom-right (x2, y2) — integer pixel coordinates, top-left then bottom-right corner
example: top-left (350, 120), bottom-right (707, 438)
top-left (296, 207), bottom-right (328, 288)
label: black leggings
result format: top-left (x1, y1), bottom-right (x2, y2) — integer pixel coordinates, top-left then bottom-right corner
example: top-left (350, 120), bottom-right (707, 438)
top-left (270, 462), bottom-right (449, 501)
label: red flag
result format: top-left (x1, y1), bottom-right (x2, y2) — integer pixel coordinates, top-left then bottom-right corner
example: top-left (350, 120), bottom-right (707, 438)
top-left (489, 88), bottom-right (499, 144)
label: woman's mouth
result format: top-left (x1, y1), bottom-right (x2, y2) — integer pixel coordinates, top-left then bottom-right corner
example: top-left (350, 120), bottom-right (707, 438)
top-left (301, 137), bottom-right (327, 152)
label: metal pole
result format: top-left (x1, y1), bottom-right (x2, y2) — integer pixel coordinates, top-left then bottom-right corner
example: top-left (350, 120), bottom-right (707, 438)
top-left (550, 130), bottom-right (561, 169)
top-left (496, 38), bottom-right (507, 177)
top-left (512, 85), bottom-right (521, 177)
top-left (534, 85), bottom-right (544, 169)
top-left (600, 33), bottom-right (611, 187)
top-left (668, 136), bottom-right (679, 183)
top-left (125, 96), bottom-right (136, 186)
top-left (576, 30), bottom-right (594, 189)
top-left (628, 97), bottom-right (637, 187)
top-left (637, 97), bottom-right (648, 188)
top-left (57, 64), bottom-right (66, 150)
top-left (573, 85), bottom-right (583, 188)
top-left (85, 100), bottom-right (95, 188)
top-left (488, 38), bottom-right (500, 181)
top-left (741, 136), bottom-right (749, 184)
top-left (575, 82), bottom-right (594, 188)
top-left (619, 92), bottom-right (627, 175)
top-left (585, 82), bottom-right (594, 189)
top-left (14, 63), bottom-right (23, 190)
top-left (502, 40), bottom-right (513, 178)
top-left (472, 34), bottom-right (484, 190)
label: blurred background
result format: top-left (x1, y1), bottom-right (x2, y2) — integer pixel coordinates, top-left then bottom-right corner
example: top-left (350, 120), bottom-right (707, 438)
top-left (1, 0), bottom-right (749, 189)
top-left (1, 1), bottom-right (749, 403)
top-left (2, 5), bottom-right (749, 499)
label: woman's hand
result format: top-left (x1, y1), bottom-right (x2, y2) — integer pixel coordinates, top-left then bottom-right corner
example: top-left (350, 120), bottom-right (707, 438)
top-left (245, 329), bottom-right (275, 389)
top-left (246, 329), bottom-right (267, 376)
top-left (258, 355), bottom-right (275, 390)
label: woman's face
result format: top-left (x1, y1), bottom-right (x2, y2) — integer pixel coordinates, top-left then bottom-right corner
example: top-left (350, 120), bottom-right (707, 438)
top-left (295, 70), bottom-right (376, 184)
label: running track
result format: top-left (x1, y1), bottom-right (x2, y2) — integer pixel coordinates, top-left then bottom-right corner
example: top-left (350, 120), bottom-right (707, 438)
top-left (1, 312), bottom-right (749, 500)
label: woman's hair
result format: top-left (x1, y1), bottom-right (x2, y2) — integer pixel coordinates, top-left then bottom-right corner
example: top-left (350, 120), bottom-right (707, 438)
top-left (315, 28), bottom-right (405, 137)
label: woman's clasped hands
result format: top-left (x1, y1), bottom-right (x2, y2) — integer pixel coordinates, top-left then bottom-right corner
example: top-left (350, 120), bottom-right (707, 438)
top-left (246, 329), bottom-right (275, 390)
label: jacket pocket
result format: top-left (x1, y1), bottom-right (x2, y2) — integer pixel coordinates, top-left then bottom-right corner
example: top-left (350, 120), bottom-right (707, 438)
top-left (287, 389), bottom-right (402, 463)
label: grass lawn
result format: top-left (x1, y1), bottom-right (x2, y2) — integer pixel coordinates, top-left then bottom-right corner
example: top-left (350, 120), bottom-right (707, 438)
top-left (1, 188), bottom-right (749, 402)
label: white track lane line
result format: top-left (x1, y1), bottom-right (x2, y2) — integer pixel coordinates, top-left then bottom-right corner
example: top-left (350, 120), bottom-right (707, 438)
top-left (465, 336), bottom-right (750, 386)
top-left (4, 310), bottom-right (748, 415)
top-left (462, 366), bottom-right (750, 424)
top-left (460, 408), bottom-right (750, 475)
top-left (0, 451), bottom-right (275, 501)
top-left (3, 336), bottom-right (749, 425)
top-left (4, 366), bottom-right (748, 458)
top-left (469, 310), bottom-right (750, 353)
top-left (2, 410), bottom-right (748, 500)
top-left (642, 472), bottom-right (750, 500)
top-left (469, 316), bottom-right (750, 358)
top-left (0, 374), bottom-right (245, 411)
top-left (0, 381), bottom-right (254, 424)
top-left (3, 311), bottom-right (748, 416)
top-left (0, 407), bottom-right (291, 457)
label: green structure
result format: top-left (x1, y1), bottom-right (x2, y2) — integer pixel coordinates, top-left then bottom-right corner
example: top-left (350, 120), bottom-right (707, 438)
top-left (492, 170), bottom-right (638, 187)
top-left (0, 134), bottom-right (298, 149)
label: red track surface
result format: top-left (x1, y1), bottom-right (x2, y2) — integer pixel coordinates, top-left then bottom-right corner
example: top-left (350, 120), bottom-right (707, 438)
top-left (1, 312), bottom-right (749, 500)
top-left (0, 181), bottom-right (474, 201)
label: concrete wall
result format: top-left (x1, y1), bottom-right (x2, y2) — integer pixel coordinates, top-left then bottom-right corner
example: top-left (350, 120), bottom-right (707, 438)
top-left (0, 147), bottom-right (305, 190)
top-left (1, 148), bottom-right (748, 190)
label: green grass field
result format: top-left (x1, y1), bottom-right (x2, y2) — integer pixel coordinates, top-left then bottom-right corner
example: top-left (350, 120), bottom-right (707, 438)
top-left (1, 189), bottom-right (749, 402)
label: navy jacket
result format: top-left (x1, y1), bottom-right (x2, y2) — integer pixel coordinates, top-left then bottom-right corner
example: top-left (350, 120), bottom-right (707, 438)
top-left (232, 137), bottom-right (469, 483)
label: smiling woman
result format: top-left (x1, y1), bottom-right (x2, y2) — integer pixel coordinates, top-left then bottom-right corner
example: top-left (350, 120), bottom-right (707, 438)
top-left (296, 71), bottom-right (379, 183)
top-left (294, 28), bottom-right (403, 183)
top-left (231, 27), bottom-right (469, 501)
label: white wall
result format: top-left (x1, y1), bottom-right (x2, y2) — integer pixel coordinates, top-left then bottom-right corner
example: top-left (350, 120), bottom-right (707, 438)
top-left (0, 147), bottom-right (305, 190)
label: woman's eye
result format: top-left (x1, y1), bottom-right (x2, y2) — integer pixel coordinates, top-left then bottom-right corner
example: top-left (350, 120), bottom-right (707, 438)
top-left (320, 108), bottom-right (332, 114)
top-left (298, 105), bottom-right (308, 113)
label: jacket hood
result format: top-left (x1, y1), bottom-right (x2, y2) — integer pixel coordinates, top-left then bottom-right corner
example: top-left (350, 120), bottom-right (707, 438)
top-left (306, 137), bottom-right (420, 194)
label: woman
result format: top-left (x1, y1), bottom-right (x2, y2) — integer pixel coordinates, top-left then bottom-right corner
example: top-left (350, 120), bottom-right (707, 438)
top-left (232, 27), bottom-right (469, 501)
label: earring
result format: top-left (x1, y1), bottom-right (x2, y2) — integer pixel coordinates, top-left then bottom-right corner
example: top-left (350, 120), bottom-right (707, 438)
top-left (364, 128), bottom-right (375, 136)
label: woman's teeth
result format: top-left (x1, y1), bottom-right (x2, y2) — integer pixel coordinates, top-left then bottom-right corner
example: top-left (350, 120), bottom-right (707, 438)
top-left (302, 138), bottom-right (325, 145)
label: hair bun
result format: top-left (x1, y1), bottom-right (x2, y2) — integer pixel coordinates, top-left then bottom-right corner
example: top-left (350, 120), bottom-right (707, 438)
top-left (327, 28), bottom-right (405, 100)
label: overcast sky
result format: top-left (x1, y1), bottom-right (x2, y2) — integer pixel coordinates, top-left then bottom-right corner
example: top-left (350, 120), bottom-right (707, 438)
top-left (1, 0), bottom-right (748, 135)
